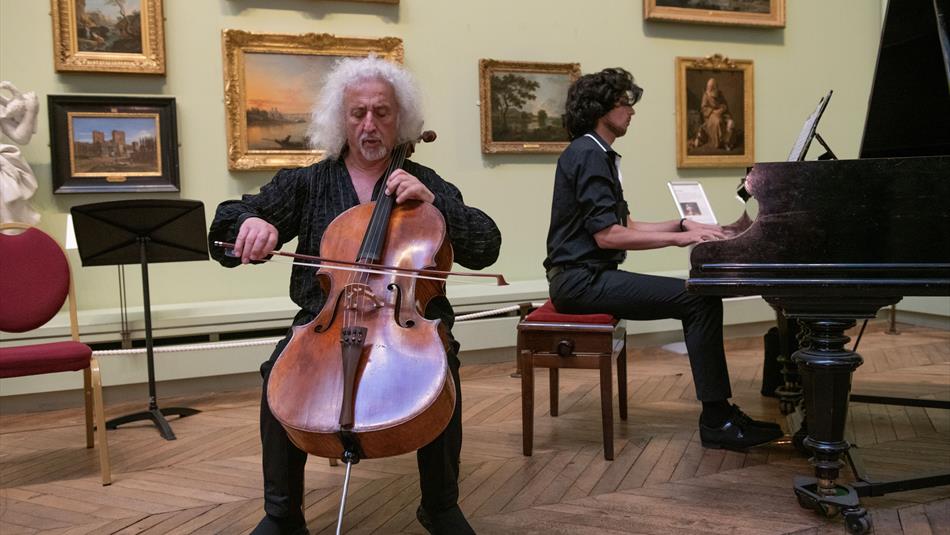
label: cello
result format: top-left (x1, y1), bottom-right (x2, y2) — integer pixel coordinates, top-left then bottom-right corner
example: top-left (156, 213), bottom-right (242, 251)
top-left (250, 131), bottom-right (501, 531)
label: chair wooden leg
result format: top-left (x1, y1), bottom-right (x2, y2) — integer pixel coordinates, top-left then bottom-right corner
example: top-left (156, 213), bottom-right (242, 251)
top-left (90, 358), bottom-right (112, 485)
top-left (521, 351), bottom-right (534, 456)
top-left (600, 357), bottom-right (614, 460)
top-left (513, 333), bottom-right (523, 377)
top-left (83, 368), bottom-right (94, 448)
top-left (549, 368), bottom-right (559, 417)
top-left (617, 342), bottom-right (628, 421)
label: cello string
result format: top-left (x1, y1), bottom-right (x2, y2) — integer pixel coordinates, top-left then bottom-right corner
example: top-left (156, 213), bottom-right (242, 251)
top-left (327, 139), bottom-right (419, 333)
top-left (357, 145), bottom-right (402, 322)
top-left (355, 146), bottom-right (391, 326)
top-left (362, 142), bottom-right (405, 271)
top-left (341, 143), bottom-right (405, 420)
top-left (358, 142), bottom-right (408, 326)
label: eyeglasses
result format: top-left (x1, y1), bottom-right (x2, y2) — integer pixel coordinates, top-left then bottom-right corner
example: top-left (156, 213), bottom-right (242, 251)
top-left (617, 86), bottom-right (644, 107)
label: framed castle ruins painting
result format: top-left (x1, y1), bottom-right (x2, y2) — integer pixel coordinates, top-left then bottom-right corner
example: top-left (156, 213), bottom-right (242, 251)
top-left (51, 0), bottom-right (166, 74)
top-left (48, 95), bottom-right (179, 193)
top-left (221, 30), bottom-right (404, 171)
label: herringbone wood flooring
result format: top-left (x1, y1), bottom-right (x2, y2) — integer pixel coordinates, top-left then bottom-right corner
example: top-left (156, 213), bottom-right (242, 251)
top-left (1, 322), bottom-right (947, 534)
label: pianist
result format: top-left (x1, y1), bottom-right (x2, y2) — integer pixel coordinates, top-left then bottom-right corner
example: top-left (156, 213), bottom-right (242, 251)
top-left (543, 68), bottom-right (783, 451)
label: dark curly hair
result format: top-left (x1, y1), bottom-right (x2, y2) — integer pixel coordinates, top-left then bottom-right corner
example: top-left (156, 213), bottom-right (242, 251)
top-left (563, 68), bottom-right (642, 139)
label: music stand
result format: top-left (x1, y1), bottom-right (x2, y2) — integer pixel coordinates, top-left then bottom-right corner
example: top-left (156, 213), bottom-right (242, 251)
top-left (738, 91), bottom-right (837, 203)
top-left (787, 90), bottom-right (836, 161)
top-left (71, 199), bottom-right (209, 440)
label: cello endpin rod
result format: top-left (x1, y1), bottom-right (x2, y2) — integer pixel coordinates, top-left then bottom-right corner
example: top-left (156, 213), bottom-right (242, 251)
top-left (335, 459), bottom-right (354, 535)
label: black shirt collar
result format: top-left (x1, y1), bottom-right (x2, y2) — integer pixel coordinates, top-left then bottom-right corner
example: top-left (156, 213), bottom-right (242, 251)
top-left (583, 130), bottom-right (620, 157)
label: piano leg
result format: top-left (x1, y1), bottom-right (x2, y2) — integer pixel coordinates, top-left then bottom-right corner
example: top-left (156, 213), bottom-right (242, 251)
top-left (791, 318), bottom-right (872, 535)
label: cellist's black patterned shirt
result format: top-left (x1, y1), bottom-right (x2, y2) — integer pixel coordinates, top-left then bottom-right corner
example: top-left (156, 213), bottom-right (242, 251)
top-left (208, 157), bottom-right (502, 329)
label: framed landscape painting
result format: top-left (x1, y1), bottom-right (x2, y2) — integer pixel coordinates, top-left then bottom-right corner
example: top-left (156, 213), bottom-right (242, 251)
top-left (51, 0), bottom-right (166, 74)
top-left (222, 30), bottom-right (403, 171)
top-left (479, 59), bottom-right (580, 154)
top-left (48, 95), bottom-right (179, 193)
top-left (675, 54), bottom-right (754, 168)
top-left (644, 0), bottom-right (785, 28)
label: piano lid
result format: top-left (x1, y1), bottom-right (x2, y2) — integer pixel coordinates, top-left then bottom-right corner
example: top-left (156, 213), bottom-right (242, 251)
top-left (860, 0), bottom-right (950, 158)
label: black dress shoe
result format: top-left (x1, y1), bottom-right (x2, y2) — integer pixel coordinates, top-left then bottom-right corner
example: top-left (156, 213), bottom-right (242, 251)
top-left (700, 404), bottom-right (782, 433)
top-left (730, 404), bottom-right (782, 431)
top-left (251, 513), bottom-right (310, 535)
top-left (416, 505), bottom-right (476, 535)
top-left (700, 406), bottom-right (783, 452)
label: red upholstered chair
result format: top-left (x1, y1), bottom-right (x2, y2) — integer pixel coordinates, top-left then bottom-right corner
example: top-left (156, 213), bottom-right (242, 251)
top-left (517, 299), bottom-right (627, 460)
top-left (0, 223), bottom-right (111, 485)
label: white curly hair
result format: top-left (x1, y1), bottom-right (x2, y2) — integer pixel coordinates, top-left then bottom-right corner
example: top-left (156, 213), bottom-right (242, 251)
top-left (307, 55), bottom-right (424, 159)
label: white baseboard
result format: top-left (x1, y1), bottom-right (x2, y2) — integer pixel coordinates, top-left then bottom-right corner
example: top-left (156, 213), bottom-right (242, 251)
top-left (3, 276), bottom-right (945, 399)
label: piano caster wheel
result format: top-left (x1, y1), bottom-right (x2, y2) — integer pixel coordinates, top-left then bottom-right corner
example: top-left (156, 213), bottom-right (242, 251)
top-left (794, 477), bottom-right (861, 522)
top-left (843, 508), bottom-right (871, 535)
top-left (795, 488), bottom-right (842, 518)
top-left (793, 486), bottom-right (836, 515)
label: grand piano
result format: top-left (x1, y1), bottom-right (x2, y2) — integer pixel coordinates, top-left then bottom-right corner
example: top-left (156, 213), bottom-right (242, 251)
top-left (687, 1), bottom-right (950, 533)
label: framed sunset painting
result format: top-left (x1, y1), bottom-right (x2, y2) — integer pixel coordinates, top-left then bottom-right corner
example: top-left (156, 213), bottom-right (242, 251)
top-left (221, 30), bottom-right (403, 170)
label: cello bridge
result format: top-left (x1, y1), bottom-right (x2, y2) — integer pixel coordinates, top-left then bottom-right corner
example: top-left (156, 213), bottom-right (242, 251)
top-left (343, 283), bottom-right (385, 312)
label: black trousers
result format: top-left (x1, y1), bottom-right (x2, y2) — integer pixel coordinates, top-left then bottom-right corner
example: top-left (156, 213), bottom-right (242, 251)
top-left (259, 322), bottom-right (465, 518)
top-left (548, 266), bottom-right (733, 402)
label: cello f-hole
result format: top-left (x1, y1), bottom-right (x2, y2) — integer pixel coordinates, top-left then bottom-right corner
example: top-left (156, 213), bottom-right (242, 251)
top-left (387, 283), bottom-right (416, 328)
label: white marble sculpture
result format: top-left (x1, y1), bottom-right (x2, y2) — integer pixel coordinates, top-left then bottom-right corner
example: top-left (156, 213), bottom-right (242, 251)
top-left (0, 81), bottom-right (41, 226)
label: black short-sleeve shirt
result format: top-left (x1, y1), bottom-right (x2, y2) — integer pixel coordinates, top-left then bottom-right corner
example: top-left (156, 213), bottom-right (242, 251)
top-left (544, 131), bottom-right (628, 270)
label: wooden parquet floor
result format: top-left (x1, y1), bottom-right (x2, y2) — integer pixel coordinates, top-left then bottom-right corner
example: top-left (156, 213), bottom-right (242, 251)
top-left (1, 322), bottom-right (948, 534)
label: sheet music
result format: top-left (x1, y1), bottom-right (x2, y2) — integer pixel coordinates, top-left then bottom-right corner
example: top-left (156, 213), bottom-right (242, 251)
top-left (787, 90), bottom-right (833, 161)
top-left (668, 181), bottom-right (717, 225)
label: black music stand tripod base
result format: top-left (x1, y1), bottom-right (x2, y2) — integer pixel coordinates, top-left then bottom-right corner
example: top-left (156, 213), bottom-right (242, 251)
top-left (106, 403), bottom-right (199, 441)
top-left (71, 199), bottom-right (210, 442)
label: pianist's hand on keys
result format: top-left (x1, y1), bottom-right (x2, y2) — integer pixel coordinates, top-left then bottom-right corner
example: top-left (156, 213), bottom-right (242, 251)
top-left (680, 220), bottom-right (726, 246)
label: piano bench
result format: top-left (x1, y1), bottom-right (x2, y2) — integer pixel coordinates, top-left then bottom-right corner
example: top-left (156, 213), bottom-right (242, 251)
top-left (517, 300), bottom-right (627, 460)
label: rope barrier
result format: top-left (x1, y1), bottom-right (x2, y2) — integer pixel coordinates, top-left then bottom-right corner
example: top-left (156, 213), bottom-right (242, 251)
top-left (92, 337), bottom-right (284, 356)
top-left (91, 302), bottom-right (545, 357)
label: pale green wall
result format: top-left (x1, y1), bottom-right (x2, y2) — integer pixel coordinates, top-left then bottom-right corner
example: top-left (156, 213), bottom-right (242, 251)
top-left (1, 0), bottom-right (885, 313)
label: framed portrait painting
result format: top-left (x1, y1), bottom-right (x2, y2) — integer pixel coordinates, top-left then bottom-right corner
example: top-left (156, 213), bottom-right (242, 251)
top-left (222, 30), bottom-right (403, 171)
top-left (48, 95), bottom-right (180, 193)
top-left (479, 59), bottom-right (580, 154)
top-left (51, 0), bottom-right (166, 74)
top-left (675, 54), bottom-right (754, 168)
top-left (644, 0), bottom-right (785, 28)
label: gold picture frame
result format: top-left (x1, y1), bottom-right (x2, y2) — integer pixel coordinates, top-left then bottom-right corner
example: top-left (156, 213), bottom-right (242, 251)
top-left (676, 54), bottom-right (754, 169)
top-left (222, 30), bottom-right (403, 171)
top-left (644, 0), bottom-right (785, 28)
top-left (51, 0), bottom-right (166, 74)
top-left (479, 59), bottom-right (580, 154)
